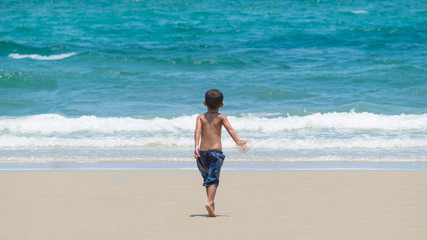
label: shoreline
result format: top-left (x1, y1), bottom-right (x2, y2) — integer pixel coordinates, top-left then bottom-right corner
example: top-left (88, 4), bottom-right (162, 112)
top-left (1, 170), bottom-right (426, 240)
top-left (1, 160), bottom-right (427, 171)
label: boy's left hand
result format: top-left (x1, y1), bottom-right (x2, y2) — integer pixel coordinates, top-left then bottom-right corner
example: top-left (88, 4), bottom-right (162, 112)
top-left (237, 139), bottom-right (250, 153)
top-left (238, 139), bottom-right (247, 146)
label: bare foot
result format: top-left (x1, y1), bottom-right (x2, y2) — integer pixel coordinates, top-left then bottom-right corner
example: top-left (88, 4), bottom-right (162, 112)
top-left (205, 202), bottom-right (216, 217)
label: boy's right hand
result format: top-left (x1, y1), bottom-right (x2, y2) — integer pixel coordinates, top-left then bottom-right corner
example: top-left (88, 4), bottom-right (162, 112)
top-left (194, 147), bottom-right (200, 159)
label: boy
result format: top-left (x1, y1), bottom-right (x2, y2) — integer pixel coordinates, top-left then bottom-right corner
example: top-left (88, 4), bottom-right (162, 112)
top-left (194, 89), bottom-right (246, 217)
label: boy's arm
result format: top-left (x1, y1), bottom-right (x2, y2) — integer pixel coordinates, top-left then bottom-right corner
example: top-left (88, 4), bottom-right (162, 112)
top-left (221, 115), bottom-right (246, 146)
top-left (194, 115), bottom-right (202, 158)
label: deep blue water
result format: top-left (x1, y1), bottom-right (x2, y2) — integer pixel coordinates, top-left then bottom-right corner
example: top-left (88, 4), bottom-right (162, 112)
top-left (0, 0), bottom-right (426, 165)
top-left (1, 0), bottom-right (426, 117)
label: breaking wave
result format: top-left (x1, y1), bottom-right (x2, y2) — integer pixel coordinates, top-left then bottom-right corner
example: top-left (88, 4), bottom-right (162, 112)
top-left (1, 112), bottom-right (426, 150)
top-left (8, 52), bottom-right (76, 60)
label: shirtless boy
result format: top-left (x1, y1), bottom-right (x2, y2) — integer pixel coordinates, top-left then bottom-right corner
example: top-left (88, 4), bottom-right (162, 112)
top-left (194, 89), bottom-right (247, 217)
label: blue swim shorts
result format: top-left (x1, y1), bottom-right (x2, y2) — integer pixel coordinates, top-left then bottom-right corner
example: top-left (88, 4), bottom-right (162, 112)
top-left (197, 150), bottom-right (225, 187)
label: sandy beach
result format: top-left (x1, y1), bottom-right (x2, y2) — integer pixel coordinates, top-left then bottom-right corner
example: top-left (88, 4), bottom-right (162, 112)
top-left (1, 170), bottom-right (426, 240)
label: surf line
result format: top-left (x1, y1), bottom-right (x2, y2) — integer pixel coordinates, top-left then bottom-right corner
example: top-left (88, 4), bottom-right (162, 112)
top-left (8, 52), bottom-right (76, 60)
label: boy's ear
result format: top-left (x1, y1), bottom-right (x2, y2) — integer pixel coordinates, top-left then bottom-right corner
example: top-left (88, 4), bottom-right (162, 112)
top-left (203, 100), bottom-right (207, 106)
top-left (220, 102), bottom-right (224, 108)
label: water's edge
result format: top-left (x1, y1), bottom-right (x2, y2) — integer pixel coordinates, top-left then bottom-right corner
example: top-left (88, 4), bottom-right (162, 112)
top-left (2, 161), bottom-right (427, 171)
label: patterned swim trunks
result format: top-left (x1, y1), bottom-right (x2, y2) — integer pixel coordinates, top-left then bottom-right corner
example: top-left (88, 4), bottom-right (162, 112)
top-left (197, 150), bottom-right (225, 187)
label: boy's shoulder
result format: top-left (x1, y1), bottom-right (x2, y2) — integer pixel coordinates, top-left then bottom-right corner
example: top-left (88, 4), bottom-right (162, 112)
top-left (197, 112), bottom-right (226, 121)
top-left (197, 113), bottom-right (206, 119)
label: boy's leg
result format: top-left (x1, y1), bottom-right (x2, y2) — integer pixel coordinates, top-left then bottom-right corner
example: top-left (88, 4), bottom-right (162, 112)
top-left (206, 186), bottom-right (217, 205)
top-left (205, 186), bottom-right (217, 217)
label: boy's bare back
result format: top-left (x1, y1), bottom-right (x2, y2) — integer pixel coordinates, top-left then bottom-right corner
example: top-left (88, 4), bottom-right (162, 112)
top-left (197, 112), bottom-right (225, 151)
top-left (194, 110), bottom-right (245, 158)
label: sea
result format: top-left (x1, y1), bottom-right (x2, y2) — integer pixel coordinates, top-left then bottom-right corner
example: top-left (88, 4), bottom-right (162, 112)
top-left (1, 0), bottom-right (426, 170)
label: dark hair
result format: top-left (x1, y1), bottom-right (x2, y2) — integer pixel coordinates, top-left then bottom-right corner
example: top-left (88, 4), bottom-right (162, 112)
top-left (205, 89), bottom-right (223, 109)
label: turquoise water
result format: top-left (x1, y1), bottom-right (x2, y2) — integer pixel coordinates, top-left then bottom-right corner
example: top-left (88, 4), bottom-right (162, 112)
top-left (0, 0), bottom-right (426, 166)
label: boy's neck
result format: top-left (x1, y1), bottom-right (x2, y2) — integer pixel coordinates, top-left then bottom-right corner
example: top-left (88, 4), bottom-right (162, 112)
top-left (207, 107), bottom-right (220, 113)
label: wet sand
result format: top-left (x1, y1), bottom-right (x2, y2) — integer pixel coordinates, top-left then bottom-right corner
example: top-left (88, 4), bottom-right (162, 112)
top-left (1, 170), bottom-right (426, 240)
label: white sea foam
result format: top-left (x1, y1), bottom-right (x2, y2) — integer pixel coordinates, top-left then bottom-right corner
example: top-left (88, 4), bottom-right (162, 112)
top-left (0, 113), bottom-right (426, 151)
top-left (0, 114), bottom-right (196, 134)
top-left (0, 134), bottom-right (425, 150)
top-left (352, 10), bottom-right (368, 14)
top-left (229, 112), bottom-right (427, 132)
top-left (8, 52), bottom-right (76, 60)
top-left (1, 112), bottom-right (426, 134)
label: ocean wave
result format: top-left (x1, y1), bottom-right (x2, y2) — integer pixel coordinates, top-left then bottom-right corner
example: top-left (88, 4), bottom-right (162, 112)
top-left (352, 10), bottom-right (368, 14)
top-left (0, 113), bottom-right (426, 150)
top-left (230, 112), bottom-right (427, 132)
top-left (1, 112), bottom-right (425, 134)
top-left (8, 52), bottom-right (76, 60)
top-left (0, 114), bottom-right (196, 134)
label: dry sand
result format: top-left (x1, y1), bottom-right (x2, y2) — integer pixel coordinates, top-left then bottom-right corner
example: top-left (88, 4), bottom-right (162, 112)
top-left (1, 170), bottom-right (426, 240)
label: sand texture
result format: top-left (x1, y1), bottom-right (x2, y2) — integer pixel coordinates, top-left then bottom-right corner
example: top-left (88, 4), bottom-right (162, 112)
top-left (1, 170), bottom-right (426, 240)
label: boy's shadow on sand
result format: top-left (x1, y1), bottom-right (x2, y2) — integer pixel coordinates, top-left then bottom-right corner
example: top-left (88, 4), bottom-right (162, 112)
top-left (190, 214), bottom-right (229, 218)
